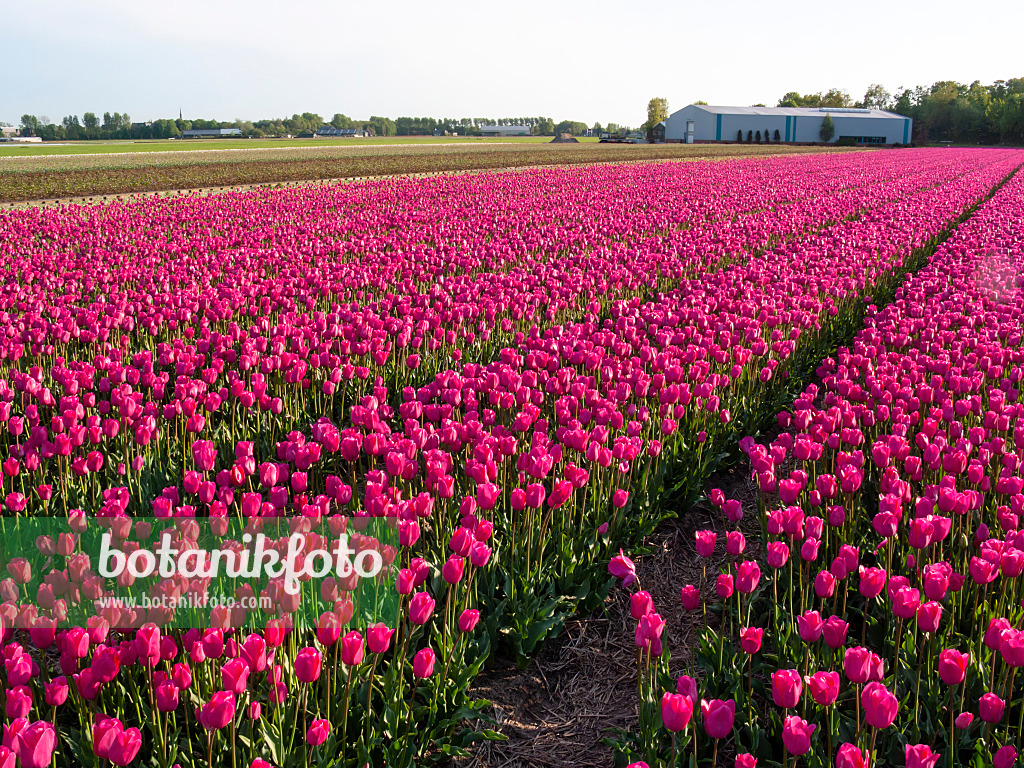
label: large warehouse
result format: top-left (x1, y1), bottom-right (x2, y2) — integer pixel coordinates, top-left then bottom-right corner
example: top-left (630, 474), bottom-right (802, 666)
top-left (664, 105), bottom-right (912, 145)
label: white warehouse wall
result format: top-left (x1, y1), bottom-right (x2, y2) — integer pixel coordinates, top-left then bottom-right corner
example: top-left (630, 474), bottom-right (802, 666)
top-left (665, 105), bottom-right (912, 144)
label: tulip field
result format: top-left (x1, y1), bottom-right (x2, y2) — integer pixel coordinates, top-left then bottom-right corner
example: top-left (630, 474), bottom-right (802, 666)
top-left (0, 148), bottom-right (1022, 768)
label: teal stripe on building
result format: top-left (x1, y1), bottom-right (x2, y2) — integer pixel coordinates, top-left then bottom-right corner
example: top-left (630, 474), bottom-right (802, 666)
top-left (716, 114), bottom-right (722, 141)
top-left (792, 116), bottom-right (797, 141)
top-left (903, 119), bottom-right (910, 144)
top-left (785, 116), bottom-right (791, 142)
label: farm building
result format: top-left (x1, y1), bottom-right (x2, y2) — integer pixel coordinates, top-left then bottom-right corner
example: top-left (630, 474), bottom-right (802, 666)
top-left (480, 125), bottom-right (532, 137)
top-left (181, 128), bottom-right (243, 138)
top-left (316, 127), bottom-right (370, 138)
top-left (664, 105), bottom-right (912, 145)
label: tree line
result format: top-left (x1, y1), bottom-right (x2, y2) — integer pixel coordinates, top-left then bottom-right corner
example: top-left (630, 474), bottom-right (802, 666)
top-left (9, 112), bottom-right (634, 140)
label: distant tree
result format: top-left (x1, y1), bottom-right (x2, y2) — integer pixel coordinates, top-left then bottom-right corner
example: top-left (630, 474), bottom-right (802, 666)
top-left (862, 83), bottom-right (893, 111)
top-left (555, 120), bottom-right (588, 136)
top-left (301, 112), bottom-right (324, 130)
top-left (737, 129), bottom-right (743, 142)
top-left (694, 100), bottom-right (709, 105)
top-left (764, 127), bottom-right (770, 142)
top-left (755, 130), bottom-right (761, 143)
top-left (819, 113), bottom-right (835, 142)
top-left (645, 97), bottom-right (669, 142)
top-left (533, 118), bottom-right (555, 136)
top-left (751, 103), bottom-right (766, 107)
top-left (774, 128), bottom-right (781, 141)
top-left (747, 129), bottom-right (753, 143)
top-left (37, 123), bottom-right (61, 141)
top-left (62, 115), bottom-right (81, 140)
top-left (19, 114), bottom-right (40, 136)
top-left (821, 89), bottom-right (852, 108)
top-left (592, 121), bottom-right (604, 134)
top-left (83, 112), bottom-right (99, 130)
top-left (331, 113), bottom-right (355, 129)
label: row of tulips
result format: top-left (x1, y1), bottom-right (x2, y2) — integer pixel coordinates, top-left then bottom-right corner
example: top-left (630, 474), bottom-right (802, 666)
top-left (612, 156), bottom-right (1024, 767)
top-left (0, 150), bottom-right (1019, 768)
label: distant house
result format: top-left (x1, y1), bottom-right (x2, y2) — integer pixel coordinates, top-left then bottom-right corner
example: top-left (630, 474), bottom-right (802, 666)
top-left (181, 128), bottom-right (243, 138)
top-left (480, 125), bottom-right (532, 137)
top-left (315, 127), bottom-right (370, 138)
top-left (1, 126), bottom-right (17, 137)
top-left (651, 121), bottom-right (666, 142)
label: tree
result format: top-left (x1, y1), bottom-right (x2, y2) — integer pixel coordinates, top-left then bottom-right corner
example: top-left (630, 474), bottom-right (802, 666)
top-left (592, 122), bottom-right (604, 134)
top-left (645, 97), bottom-right (669, 142)
top-left (694, 100), bottom-right (709, 105)
top-left (62, 115), bottom-right (82, 140)
top-left (755, 130), bottom-right (761, 142)
top-left (737, 129), bottom-right (743, 142)
top-left (862, 84), bottom-right (892, 111)
top-left (774, 129), bottom-right (781, 142)
top-left (533, 118), bottom-right (555, 136)
top-left (747, 130), bottom-right (753, 143)
top-left (819, 113), bottom-right (835, 142)
top-left (821, 89), bottom-right (853, 108)
top-left (19, 114), bottom-right (40, 136)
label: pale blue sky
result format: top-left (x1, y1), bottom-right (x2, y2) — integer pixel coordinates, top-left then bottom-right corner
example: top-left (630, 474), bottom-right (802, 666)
top-left (2, 0), bottom-right (1021, 127)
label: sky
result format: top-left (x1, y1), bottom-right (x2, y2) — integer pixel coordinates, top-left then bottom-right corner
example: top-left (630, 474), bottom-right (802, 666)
top-left (2, 0), bottom-right (1022, 128)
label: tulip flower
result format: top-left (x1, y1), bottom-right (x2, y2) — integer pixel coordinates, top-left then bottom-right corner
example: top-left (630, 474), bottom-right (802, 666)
top-left (937, 649), bottom-right (969, 686)
top-left (979, 692), bottom-right (1005, 723)
top-left (994, 746), bottom-right (1017, 768)
top-left (781, 715), bottom-right (816, 756)
top-left (199, 691), bottom-right (236, 730)
top-left (861, 682), bottom-right (898, 729)
top-left (700, 698), bottom-right (735, 738)
top-left (660, 692), bottom-right (693, 732)
top-left (341, 631), bottom-right (364, 666)
top-left (740, 626), bottom-right (763, 654)
top-left (16, 722), bottom-right (56, 768)
top-left (306, 719), bottom-right (330, 746)
top-left (772, 669), bottom-right (802, 708)
top-left (294, 647), bottom-right (322, 683)
top-left (680, 585), bottom-right (700, 611)
top-left (836, 744), bottom-right (868, 768)
top-left (806, 671), bottom-right (840, 707)
top-left (904, 745), bottom-right (941, 768)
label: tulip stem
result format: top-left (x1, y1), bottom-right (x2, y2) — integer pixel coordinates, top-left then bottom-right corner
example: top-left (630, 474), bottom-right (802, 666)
top-left (364, 654), bottom-right (379, 753)
top-left (341, 666), bottom-right (354, 751)
top-left (711, 737), bottom-right (719, 767)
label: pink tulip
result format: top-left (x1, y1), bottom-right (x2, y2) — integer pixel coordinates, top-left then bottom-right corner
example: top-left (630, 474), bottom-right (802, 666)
top-left (781, 715), bottom-right (816, 756)
top-left (700, 698), bottom-right (735, 739)
top-left (771, 669), bottom-right (802, 708)
top-left (660, 692), bottom-right (693, 732)
top-left (861, 682), bottom-right (898, 729)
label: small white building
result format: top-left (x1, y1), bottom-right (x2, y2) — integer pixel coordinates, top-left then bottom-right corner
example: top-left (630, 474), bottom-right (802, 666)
top-left (316, 128), bottom-right (370, 138)
top-left (480, 125), bottom-right (532, 137)
top-left (181, 128), bottom-right (243, 138)
top-left (665, 105), bottom-right (912, 145)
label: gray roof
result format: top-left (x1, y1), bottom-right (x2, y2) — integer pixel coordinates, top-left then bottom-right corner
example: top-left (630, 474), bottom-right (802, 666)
top-left (684, 105), bottom-right (907, 119)
top-left (480, 125), bottom-right (531, 131)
